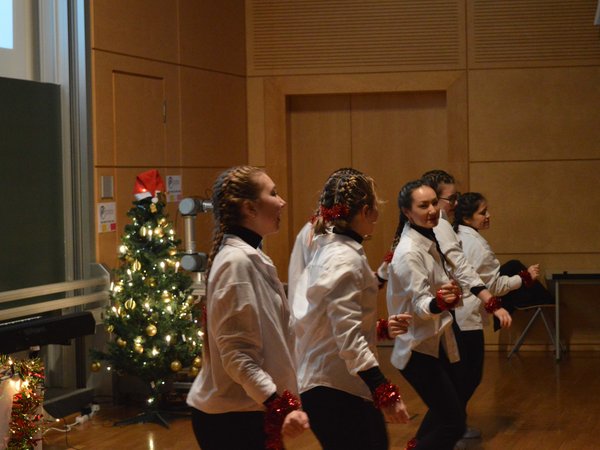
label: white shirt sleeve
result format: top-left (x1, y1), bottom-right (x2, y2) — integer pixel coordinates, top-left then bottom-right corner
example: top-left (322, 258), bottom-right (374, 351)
top-left (434, 218), bottom-right (484, 292)
top-left (460, 227), bottom-right (522, 296)
top-left (391, 252), bottom-right (437, 320)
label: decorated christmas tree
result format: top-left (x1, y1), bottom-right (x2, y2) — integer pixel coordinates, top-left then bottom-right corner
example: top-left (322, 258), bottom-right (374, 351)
top-left (91, 170), bottom-right (202, 418)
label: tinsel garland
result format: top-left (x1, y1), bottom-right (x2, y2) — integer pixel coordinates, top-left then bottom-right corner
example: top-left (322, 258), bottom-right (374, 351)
top-left (519, 269), bottom-right (534, 288)
top-left (372, 382), bottom-right (402, 409)
top-left (264, 390), bottom-right (301, 450)
top-left (0, 356), bottom-right (45, 450)
top-left (484, 296), bottom-right (503, 314)
top-left (376, 319), bottom-right (392, 341)
top-left (405, 437), bottom-right (418, 449)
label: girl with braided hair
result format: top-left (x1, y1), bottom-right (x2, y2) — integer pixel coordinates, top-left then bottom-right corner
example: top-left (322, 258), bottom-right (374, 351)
top-left (186, 166), bottom-right (308, 450)
top-left (295, 169), bottom-right (410, 450)
top-left (386, 179), bottom-right (465, 450)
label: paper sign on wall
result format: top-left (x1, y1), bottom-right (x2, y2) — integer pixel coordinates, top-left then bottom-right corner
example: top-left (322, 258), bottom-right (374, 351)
top-left (97, 202), bottom-right (116, 233)
top-left (166, 175), bottom-right (182, 203)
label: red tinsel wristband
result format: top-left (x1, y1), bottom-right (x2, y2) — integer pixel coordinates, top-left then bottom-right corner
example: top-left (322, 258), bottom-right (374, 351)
top-left (484, 296), bottom-right (502, 314)
top-left (519, 269), bottom-right (534, 288)
top-left (383, 250), bottom-right (393, 264)
top-left (373, 381), bottom-right (402, 409)
top-left (376, 319), bottom-right (391, 341)
top-left (264, 390), bottom-right (301, 450)
top-left (435, 289), bottom-right (460, 311)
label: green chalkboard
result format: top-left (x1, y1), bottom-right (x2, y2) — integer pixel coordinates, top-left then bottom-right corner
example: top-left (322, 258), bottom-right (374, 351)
top-left (0, 76), bottom-right (65, 294)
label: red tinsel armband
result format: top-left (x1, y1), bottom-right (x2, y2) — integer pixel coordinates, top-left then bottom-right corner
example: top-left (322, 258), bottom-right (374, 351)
top-left (264, 390), bottom-right (301, 450)
top-left (519, 269), bottom-right (534, 288)
top-left (484, 296), bottom-right (502, 314)
top-left (383, 250), bottom-right (393, 264)
top-left (435, 289), bottom-right (460, 311)
top-left (405, 438), bottom-right (418, 449)
top-left (373, 382), bottom-right (402, 409)
top-left (376, 319), bottom-right (391, 341)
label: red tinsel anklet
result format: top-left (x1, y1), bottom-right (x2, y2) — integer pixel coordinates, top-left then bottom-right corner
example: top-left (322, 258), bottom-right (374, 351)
top-left (373, 381), bottom-right (402, 409)
top-left (405, 437), bottom-right (418, 449)
top-left (376, 319), bottom-right (391, 341)
top-left (519, 269), bottom-right (534, 288)
top-left (264, 390), bottom-right (301, 450)
top-left (484, 296), bottom-right (502, 314)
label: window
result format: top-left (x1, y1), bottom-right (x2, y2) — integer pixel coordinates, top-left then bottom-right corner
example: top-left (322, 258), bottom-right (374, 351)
top-left (0, 0), bottom-right (13, 49)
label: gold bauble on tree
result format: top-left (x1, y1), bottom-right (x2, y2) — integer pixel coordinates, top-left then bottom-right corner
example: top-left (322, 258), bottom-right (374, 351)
top-left (90, 361), bottom-right (101, 372)
top-left (146, 324), bottom-right (157, 337)
top-left (124, 298), bottom-right (136, 310)
top-left (189, 366), bottom-right (199, 377)
top-left (170, 360), bottom-right (182, 372)
top-left (106, 324), bottom-right (114, 333)
top-left (193, 356), bottom-right (202, 368)
top-left (132, 260), bottom-right (141, 271)
top-left (145, 277), bottom-right (156, 287)
top-left (161, 291), bottom-right (172, 302)
top-left (150, 203), bottom-right (157, 213)
top-left (134, 343), bottom-right (144, 354)
top-left (116, 338), bottom-right (127, 348)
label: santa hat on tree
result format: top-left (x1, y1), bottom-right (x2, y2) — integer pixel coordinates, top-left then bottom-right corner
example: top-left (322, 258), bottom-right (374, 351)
top-left (133, 169), bottom-right (165, 201)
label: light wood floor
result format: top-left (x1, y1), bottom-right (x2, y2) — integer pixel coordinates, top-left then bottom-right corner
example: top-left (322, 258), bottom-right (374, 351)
top-left (43, 349), bottom-right (600, 450)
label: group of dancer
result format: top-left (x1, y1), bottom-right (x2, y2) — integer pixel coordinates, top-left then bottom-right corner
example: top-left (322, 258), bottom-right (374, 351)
top-left (185, 165), bottom-right (552, 450)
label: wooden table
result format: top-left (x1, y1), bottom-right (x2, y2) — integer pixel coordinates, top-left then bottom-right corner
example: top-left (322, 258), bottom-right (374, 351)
top-left (547, 272), bottom-right (600, 360)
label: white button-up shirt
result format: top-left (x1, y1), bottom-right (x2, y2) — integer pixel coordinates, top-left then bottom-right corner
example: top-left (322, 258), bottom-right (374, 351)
top-left (296, 233), bottom-right (379, 401)
top-left (458, 225), bottom-right (522, 297)
top-left (387, 224), bottom-right (459, 370)
top-left (288, 221), bottom-right (315, 322)
top-left (434, 213), bottom-right (487, 331)
top-left (187, 235), bottom-right (298, 413)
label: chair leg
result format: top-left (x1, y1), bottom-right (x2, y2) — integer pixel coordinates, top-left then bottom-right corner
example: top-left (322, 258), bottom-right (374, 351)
top-left (539, 308), bottom-right (567, 354)
top-left (508, 307), bottom-right (542, 359)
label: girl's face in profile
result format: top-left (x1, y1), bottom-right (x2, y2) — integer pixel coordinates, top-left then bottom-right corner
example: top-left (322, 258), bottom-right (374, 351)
top-left (248, 172), bottom-right (286, 237)
top-left (465, 201), bottom-right (490, 231)
top-left (404, 186), bottom-right (439, 229)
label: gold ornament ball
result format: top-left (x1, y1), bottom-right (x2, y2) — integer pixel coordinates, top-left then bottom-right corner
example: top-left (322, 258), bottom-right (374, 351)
top-left (161, 291), bottom-right (172, 302)
top-left (193, 356), bottom-right (202, 368)
top-left (106, 324), bottom-right (114, 333)
top-left (116, 337), bottom-right (127, 348)
top-left (150, 203), bottom-right (157, 213)
top-left (124, 298), bottom-right (136, 310)
top-left (132, 260), bottom-right (141, 271)
top-left (145, 277), bottom-right (156, 287)
top-left (90, 361), bottom-right (101, 372)
top-left (154, 227), bottom-right (164, 237)
top-left (134, 343), bottom-right (144, 354)
top-left (170, 360), bottom-right (182, 372)
top-left (189, 366), bottom-right (199, 377)
top-left (146, 324), bottom-right (158, 337)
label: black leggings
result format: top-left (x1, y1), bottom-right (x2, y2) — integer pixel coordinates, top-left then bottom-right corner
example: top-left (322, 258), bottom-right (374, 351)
top-left (400, 349), bottom-right (466, 450)
top-left (191, 407), bottom-right (266, 450)
top-left (451, 326), bottom-right (485, 409)
top-left (301, 386), bottom-right (388, 450)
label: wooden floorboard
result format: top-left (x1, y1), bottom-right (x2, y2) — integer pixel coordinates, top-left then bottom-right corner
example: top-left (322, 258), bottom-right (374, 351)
top-left (42, 349), bottom-right (600, 449)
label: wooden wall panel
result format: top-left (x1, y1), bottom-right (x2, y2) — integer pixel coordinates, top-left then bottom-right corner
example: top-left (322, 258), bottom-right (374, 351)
top-left (93, 52), bottom-right (181, 167)
top-left (469, 161), bottom-right (600, 255)
top-left (351, 91), bottom-right (448, 266)
top-left (179, 0), bottom-right (246, 75)
top-left (91, 0), bottom-right (179, 63)
top-left (469, 67), bottom-right (600, 162)
top-left (468, 0), bottom-right (600, 69)
top-left (247, 0), bottom-right (465, 75)
top-left (288, 94), bottom-right (352, 235)
top-left (180, 67), bottom-right (247, 167)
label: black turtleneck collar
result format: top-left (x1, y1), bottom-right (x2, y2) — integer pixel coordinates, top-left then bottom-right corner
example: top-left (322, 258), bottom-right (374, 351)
top-left (226, 225), bottom-right (262, 249)
top-left (333, 227), bottom-right (364, 244)
top-left (410, 223), bottom-right (437, 242)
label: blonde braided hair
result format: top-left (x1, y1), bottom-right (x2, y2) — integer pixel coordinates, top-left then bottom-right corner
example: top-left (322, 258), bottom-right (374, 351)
top-left (206, 166), bottom-right (264, 277)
